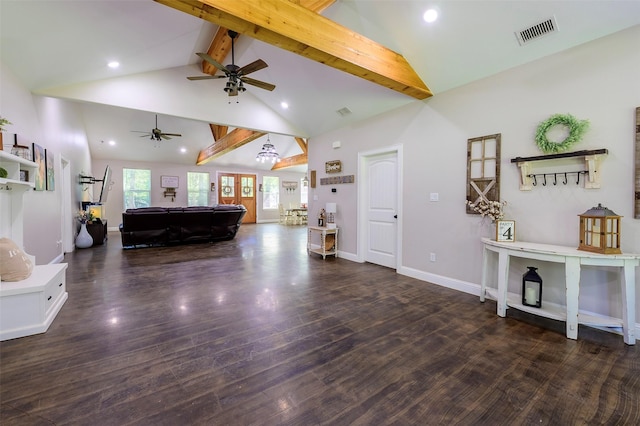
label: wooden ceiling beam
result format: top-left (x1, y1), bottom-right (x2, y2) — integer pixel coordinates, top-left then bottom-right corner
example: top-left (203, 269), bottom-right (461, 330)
top-left (201, 0), bottom-right (334, 75)
top-left (294, 137), bottom-right (308, 154)
top-left (271, 152), bottom-right (308, 170)
top-left (209, 123), bottom-right (228, 140)
top-left (196, 128), bottom-right (265, 165)
top-left (154, 0), bottom-right (432, 99)
top-left (203, 29), bottom-right (232, 74)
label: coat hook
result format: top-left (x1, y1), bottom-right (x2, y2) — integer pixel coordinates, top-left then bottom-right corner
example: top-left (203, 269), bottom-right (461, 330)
top-left (542, 174), bottom-right (547, 186)
top-left (532, 175), bottom-right (537, 186)
top-left (576, 172), bottom-right (581, 185)
top-left (553, 173), bottom-right (557, 185)
top-left (563, 173), bottom-right (568, 185)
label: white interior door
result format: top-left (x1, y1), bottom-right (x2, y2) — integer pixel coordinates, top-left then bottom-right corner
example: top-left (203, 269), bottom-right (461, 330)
top-left (364, 152), bottom-right (398, 268)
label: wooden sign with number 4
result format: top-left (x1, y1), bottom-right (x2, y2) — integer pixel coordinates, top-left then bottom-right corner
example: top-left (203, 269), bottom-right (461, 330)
top-left (496, 220), bottom-right (516, 242)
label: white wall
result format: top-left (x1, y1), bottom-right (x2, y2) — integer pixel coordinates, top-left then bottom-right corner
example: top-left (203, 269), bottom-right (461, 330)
top-left (308, 26), bottom-right (640, 322)
top-left (1, 62), bottom-right (92, 264)
top-left (91, 158), bottom-right (305, 229)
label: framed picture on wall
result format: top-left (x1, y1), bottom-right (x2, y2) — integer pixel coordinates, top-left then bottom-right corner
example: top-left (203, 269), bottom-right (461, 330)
top-left (161, 175), bottom-right (179, 188)
top-left (32, 143), bottom-right (46, 191)
top-left (45, 149), bottom-right (55, 191)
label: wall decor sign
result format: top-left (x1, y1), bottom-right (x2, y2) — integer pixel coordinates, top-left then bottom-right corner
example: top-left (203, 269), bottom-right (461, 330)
top-left (161, 175), bottom-right (179, 188)
top-left (310, 170), bottom-right (316, 188)
top-left (45, 149), bottom-right (55, 191)
top-left (32, 143), bottom-right (46, 191)
top-left (325, 160), bottom-right (342, 173)
top-left (320, 175), bottom-right (354, 185)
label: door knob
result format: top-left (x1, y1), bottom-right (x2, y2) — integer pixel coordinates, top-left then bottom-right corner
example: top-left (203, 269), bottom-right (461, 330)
top-left (394, 215), bottom-right (398, 219)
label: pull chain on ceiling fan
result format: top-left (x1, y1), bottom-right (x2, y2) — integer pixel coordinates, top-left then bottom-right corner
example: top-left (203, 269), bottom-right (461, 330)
top-left (187, 30), bottom-right (276, 99)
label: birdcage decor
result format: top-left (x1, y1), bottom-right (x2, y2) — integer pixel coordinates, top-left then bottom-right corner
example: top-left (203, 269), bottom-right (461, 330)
top-left (578, 203), bottom-right (622, 254)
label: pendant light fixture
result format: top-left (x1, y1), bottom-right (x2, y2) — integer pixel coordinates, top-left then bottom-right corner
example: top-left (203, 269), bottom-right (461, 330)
top-left (256, 135), bottom-right (281, 164)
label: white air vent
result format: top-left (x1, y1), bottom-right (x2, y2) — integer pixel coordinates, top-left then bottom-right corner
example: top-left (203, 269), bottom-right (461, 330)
top-left (336, 107), bottom-right (352, 117)
top-left (515, 16), bottom-right (558, 45)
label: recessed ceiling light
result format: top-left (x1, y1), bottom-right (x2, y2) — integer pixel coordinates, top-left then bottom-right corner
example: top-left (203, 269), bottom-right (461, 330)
top-left (280, 101), bottom-right (289, 109)
top-left (108, 140), bottom-right (116, 146)
top-left (423, 9), bottom-right (438, 23)
top-left (180, 147), bottom-right (187, 153)
top-left (107, 61), bottom-right (120, 69)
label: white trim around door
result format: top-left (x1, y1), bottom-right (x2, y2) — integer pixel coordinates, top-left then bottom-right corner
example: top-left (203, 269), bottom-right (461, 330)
top-left (357, 145), bottom-right (403, 270)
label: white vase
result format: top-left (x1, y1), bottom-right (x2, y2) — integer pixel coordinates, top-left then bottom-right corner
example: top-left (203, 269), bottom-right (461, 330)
top-left (76, 223), bottom-right (93, 249)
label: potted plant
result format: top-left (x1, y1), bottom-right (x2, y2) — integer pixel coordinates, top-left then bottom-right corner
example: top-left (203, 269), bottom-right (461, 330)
top-left (0, 116), bottom-right (11, 151)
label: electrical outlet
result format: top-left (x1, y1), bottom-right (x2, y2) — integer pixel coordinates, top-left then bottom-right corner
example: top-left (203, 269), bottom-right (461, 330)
top-left (429, 193), bottom-right (439, 202)
top-left (430, 253), bottom-right (436, 262)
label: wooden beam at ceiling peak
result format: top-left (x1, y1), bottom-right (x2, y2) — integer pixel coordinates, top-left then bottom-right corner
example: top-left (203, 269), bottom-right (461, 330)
top-left (154, 0), bottom-right (432, 100)
top-left (202, 1), bottom-right (334, 77)
top-left (271, 152), bottom-right (308, 170)
top-left (294, 137), bottom-right (308, 154)
top-left (196, 128), bottom-right (265, 165)
top-left (209, 123), bottom-right (228, 141)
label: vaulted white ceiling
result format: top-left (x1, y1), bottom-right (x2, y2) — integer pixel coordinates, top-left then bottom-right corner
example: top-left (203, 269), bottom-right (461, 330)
top-left (2, 0), bottom-right (639, 172)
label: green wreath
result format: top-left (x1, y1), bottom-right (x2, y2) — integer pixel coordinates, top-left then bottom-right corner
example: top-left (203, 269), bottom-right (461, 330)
top-left (535, 113), bottom-right (589, 154)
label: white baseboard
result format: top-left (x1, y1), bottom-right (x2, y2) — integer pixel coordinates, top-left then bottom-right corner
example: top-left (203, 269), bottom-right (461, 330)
top-left (397, 265), bottom-right (638, 343)
top-left (336, 250), bottom-right (360, 263)
top-left (50, 253), bottom-right (65, 264)
top-left (398, 266), bottom-right (480, 296)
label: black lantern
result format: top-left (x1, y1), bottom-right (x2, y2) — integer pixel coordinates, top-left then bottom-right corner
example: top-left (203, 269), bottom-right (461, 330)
top-left (522, 266), bottom-right (542, 308)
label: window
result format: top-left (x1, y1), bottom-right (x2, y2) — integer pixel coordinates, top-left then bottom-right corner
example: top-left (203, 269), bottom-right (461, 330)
top-left (187, 172), bottom-right (210, 206)
top-left (262, 176), bottom-right (279, 209)
top-left (123, 168), bottom-right (151, 209)
top-left (300, 177), bottom-right (308, 206)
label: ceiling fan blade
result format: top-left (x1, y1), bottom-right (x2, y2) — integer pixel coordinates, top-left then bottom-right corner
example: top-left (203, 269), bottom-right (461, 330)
top-left (187, 75), bottom-right (227, 81)
top-left (162, 133), bottom-right (182, 137)
top-left (240, 77), bottom-right (276, 91)
top-left (160, 135), bottom-right (172, 140)
top-left (238, 59), bottom-right (268, 76)
top-left (196, 52), bottom-right (229, 74)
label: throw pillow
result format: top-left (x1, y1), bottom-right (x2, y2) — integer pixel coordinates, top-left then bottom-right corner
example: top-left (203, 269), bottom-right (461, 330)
top-left (0, 238), bottom-right (34, 281)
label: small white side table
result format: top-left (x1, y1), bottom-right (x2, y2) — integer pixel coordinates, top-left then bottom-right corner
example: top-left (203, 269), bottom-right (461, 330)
top-left (307, 226), bottom-right (338, 259)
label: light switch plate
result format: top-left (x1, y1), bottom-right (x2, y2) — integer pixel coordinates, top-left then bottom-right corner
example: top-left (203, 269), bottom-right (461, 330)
top-left (429, 193), bottom-right (439, 202)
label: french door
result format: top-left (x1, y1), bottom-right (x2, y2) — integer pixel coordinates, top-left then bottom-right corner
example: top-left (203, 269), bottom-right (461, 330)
top-left (218, 173), bottom-right (256, 223)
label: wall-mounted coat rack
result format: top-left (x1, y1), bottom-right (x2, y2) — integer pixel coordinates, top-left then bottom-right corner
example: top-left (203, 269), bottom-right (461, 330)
top-left (528, 171), bottom-right (589, 187)
top-left (163, 188), bottom-right (176, 201)
top-left (511, 149), bottom-right (607, 191)
top-left (282, 181), bottom-right (298, 192)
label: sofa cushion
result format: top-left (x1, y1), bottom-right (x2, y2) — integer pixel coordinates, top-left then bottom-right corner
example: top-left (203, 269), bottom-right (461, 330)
top-left (126, 207), bottom-right (168, 214)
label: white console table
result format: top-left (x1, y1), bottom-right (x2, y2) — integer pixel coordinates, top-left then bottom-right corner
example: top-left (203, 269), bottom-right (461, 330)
top-left (480, 237), bottom-right (640, 345)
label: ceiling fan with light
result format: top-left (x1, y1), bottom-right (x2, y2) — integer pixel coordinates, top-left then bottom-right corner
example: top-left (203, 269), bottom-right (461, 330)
top-left (131, 114), bottom-right (181, 141)
top-left (187, 30), bottom-right (276, 96)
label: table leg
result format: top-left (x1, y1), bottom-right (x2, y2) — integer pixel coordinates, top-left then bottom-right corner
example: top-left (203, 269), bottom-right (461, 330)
top-left (496, 251), bottom-right (509, 317)
top-left (480, 246), bottom-right (489, 302)
top-left (564, 257), bottom-right (580, 340)
top-left (621, 260), bottom-right (636, 345)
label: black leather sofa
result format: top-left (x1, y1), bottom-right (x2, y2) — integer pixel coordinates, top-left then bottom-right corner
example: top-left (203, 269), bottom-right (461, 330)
top-left (119, 205), bottom-right (246, 248)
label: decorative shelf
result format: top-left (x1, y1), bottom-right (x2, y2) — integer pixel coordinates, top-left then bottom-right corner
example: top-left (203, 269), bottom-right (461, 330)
top-left (0, 151), bottom-right (36, 191)
top-left (510, 149), bottom-right (608, 191)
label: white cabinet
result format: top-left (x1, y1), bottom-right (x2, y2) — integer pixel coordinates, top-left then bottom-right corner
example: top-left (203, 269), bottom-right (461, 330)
top-left (0, 151), bottom-right (68, 340)
top-left (0, 264), bottom-right (68, 341)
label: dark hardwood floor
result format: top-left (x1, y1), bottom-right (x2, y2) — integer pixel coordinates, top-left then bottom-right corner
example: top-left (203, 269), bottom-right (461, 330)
top-left (1, 223), bottom-right (639, 425)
